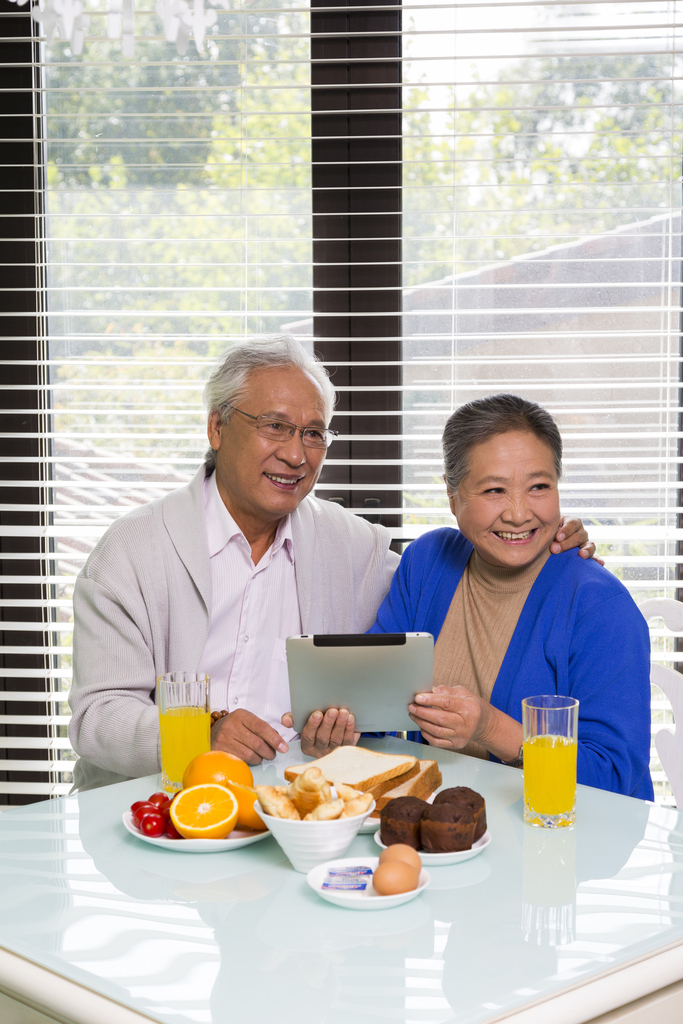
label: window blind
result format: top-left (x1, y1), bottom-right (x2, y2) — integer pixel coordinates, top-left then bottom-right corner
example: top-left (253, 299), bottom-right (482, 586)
top-left (1, 0), bottom-right (681, 801)
top-left (2, 0), bottom-right (319, 797)
top-left (394, 0), bottom-right (682, 802)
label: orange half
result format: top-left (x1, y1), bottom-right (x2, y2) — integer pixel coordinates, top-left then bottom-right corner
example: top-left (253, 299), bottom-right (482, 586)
top-left (170, 784), bottom-right (239, 840)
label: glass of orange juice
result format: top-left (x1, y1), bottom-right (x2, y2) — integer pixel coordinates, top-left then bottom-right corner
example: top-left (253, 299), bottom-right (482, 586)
top-left (522, 695), bottom-right (579, 828)
top-left (157, 672), bottom-right (211, 793)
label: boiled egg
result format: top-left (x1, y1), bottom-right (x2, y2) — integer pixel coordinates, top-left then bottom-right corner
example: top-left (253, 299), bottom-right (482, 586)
top-left (372, 860), bottom-right (420, 896)
top-left (378, 843), bottom-right (422, 874)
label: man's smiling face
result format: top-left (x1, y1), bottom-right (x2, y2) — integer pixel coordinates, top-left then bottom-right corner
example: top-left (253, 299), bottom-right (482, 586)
top-left (207, 365), bottom-right (329, 534)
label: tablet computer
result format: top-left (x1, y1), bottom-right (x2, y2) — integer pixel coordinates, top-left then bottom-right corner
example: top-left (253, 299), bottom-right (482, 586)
top-left (286, 633), bottom-right (434, 734)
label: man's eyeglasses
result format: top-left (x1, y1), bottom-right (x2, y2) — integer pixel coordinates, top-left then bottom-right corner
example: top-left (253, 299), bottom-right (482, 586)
top-left (221, 403), bottom-right (338, 450)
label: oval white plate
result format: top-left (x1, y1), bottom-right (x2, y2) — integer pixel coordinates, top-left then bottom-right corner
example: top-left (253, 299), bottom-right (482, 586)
top-left (358, 816), bottom-right (381, 834)
top-left (122, 811), bottom-right (272, 853)
top-left (374, 828), bottom-right (491, 865)
top-left (307, 856), bottom-right (430, 910)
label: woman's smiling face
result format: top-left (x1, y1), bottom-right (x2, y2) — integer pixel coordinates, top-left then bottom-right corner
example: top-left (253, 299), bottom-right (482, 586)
top-left (448, 429), bottom-right (561, 569)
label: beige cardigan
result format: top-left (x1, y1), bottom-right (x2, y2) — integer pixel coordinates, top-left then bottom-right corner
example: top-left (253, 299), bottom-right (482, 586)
top-left (69, 466), bottom-right (399, 790)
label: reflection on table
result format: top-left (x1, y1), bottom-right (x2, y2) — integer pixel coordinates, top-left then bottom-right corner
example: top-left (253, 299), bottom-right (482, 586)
top-left (0, 738), bottom-right (680, 1024)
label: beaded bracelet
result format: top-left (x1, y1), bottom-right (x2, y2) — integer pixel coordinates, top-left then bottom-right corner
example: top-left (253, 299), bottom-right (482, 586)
top-left (210, 709), bottom-right (229, 725)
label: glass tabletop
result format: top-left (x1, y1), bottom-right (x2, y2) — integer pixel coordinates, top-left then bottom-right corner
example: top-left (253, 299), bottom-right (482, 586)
top-left (0, 736), bottom-right (681, 1024)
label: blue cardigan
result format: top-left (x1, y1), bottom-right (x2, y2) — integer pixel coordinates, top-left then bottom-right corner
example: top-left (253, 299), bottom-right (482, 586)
top-left (369, 529), bottom-right (654, 801)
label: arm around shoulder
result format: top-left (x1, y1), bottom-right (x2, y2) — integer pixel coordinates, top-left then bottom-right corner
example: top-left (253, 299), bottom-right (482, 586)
top-left (369, 538), bottom-right (419, 633)
top-left (368, 528), bottom-right (471, 635)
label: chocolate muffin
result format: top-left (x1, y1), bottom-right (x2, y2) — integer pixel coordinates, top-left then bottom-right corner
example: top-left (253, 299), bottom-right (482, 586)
top-left (380, 796), bottom-right (428, 850)
top-left (420, 803), bottom-right (477, 853)
top-left (433, 786), bottom-right (487, 842)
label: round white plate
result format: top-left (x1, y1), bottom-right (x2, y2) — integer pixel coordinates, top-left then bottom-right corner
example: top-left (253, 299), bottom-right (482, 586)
top-left (374, 828), bottom-right (491, 865)
top-left (122, 811), bottom-right (272, 853)
top-left (307, 856), bottom-right (430, 910)
top-left (358, 816), bottom-right (381, 834)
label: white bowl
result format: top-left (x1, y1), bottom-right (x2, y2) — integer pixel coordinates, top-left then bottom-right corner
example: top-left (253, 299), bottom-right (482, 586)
top-left (253, 798), bottom-right (375, 873)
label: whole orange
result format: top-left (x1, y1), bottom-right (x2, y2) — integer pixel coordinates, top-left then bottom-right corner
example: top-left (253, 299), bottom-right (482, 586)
top-left (182, 751), bottom-right (253, 791)
top-left (226, 780), bottom-right (269, 832)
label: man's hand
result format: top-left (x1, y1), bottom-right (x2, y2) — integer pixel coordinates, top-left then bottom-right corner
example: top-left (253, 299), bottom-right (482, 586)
top-left (281, 708), bottom-right (360, 758)
top-left (551, 516), bottom-right (604, 565)
top-left (211, 709), bottom-right (288, 765)
top-left (408, 685), bottom-right (522, 761)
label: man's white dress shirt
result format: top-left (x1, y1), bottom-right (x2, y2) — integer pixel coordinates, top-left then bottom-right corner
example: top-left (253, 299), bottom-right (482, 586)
top-left (197, 472), bottom-right (301, 741)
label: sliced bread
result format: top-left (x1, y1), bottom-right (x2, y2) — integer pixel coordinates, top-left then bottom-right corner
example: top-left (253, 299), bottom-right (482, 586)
top-left (369, 759), bottom-right (443, 817)
top-left (364, 759), bottom-right (420, 800)
top-left (283, 747), bottom-right (418, 792)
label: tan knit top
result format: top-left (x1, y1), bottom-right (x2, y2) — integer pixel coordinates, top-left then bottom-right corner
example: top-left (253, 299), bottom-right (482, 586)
top-left (433, 547), bottom-right (550, 760)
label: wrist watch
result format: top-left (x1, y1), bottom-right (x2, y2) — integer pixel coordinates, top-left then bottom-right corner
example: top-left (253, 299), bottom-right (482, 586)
top-left (501, 745), bottom-right (524, 768)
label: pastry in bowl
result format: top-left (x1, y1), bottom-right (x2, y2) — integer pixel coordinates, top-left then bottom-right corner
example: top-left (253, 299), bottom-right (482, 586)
top-left (254, 768), bottom-right (376, 872)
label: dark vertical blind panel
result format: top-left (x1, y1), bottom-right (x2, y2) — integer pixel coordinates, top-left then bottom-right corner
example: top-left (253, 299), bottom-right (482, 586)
top-left (0, 0), bottom-right (49, 804)
top-left (678, 188), bottom-right (683, 652)
top-left (311, 0), bottom-right (402, 538)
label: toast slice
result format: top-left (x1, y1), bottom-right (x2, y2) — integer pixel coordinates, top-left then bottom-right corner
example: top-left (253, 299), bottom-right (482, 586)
top-left (369, 759), bottom-right (443, 817)
top-left (365, 759), bottom-right (420, 801)
top-left (283, 747), bottom-right (418, 792)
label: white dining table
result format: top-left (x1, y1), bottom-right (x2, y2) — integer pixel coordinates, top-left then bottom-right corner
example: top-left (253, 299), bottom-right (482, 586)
top-left (0, 736), bottom-right (682, 1024)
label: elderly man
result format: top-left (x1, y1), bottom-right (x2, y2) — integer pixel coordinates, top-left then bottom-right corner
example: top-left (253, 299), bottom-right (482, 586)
top-left (69, 336), bottom-right (594, 790)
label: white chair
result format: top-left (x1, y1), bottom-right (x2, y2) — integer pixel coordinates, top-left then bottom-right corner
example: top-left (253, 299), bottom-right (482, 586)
top-left (639, 598), bottom-right (683, 807)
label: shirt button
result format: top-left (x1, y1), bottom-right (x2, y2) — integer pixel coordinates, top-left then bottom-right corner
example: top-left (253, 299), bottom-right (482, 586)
top-left (242, 635), bottom-right (249, 643)
top-left (233, 698), bottom-right (239, 705)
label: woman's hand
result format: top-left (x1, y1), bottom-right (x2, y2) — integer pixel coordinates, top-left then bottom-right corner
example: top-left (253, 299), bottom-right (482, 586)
top-left (551, 516), bottom-right (604, 565)
top-left (281, 709), bottom-right (360, 758)
top-left (409, 685), bottom-right (522, 761)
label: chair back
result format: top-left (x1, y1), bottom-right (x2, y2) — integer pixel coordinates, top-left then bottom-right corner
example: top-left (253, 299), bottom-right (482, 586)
top-left (639, 598), bottom-right (683, 807)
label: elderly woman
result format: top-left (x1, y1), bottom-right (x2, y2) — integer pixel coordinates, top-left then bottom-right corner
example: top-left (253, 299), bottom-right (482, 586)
top-left (370, 393), bottom-right (653, 800)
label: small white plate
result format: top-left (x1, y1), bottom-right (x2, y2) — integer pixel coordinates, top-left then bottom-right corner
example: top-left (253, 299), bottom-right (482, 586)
top-left (122, 812), bottom-right (272, 853)
top-left (358, 816), bottom-right (381, 834)
top-left (307, 856), bottom-right (430, 910)
top-left (374, 828), bottom-right (491, 865)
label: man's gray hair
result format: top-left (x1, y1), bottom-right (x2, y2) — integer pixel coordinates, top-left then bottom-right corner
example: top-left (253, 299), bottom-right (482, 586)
top-left (203, 335), bottom-right (336, 468)
top-left (442, 393), bottom-right (563, 493)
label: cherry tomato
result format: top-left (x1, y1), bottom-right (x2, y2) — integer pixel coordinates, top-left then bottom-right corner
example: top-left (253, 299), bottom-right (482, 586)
top-left (131, 800), bottom-right (151, 815)
top-left (148, 792), bottom-right (171, 810)
top-left (132, 802), bottom-right (156, 827)
top-left (165, 819), bottom-right (182, 840)
top-left (138, 811), bottom-right (165, 838)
